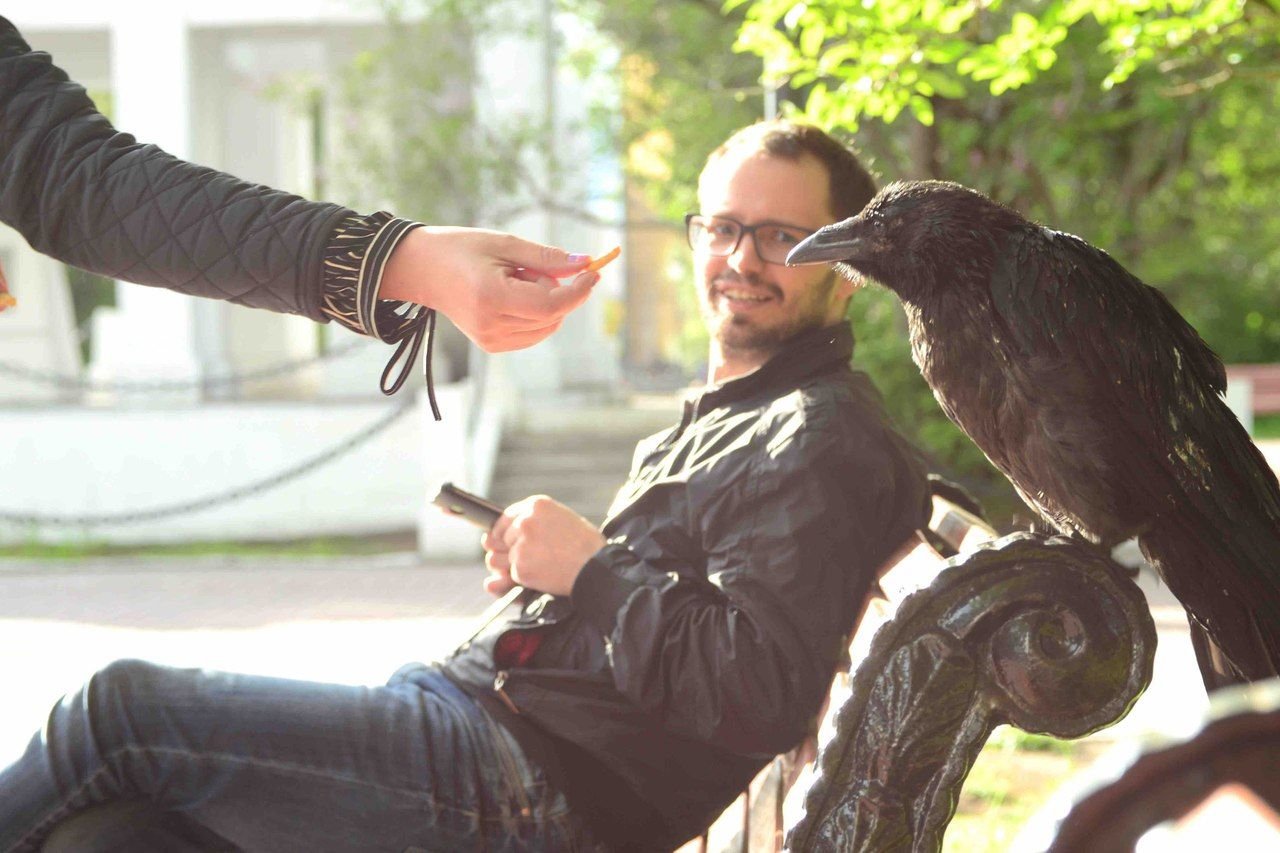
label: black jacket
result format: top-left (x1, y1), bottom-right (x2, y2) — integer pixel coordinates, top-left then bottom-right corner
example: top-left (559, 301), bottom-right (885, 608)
top-left (0, 16), bottom-right (347, 320)
top-left (443, 324), bottom-right (930, 850)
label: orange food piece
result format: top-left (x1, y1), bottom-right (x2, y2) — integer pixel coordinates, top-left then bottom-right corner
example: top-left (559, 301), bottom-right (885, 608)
top-left (0, 259), bottom-right (10, 311)
top-left (583, 246), bottom-right (621, 274)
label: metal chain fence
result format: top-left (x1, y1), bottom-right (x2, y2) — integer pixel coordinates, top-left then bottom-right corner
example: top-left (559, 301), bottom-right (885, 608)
top-left (0, 397), bottom-right (416, 527)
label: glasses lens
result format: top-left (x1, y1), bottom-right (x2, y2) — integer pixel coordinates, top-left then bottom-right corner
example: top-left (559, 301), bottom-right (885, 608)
top-left (688, 217), bottom-right (740, 255)
top-left (754, 225), bottom-right (810, 264)
top-left (687, 217), bottom-right (812, 263)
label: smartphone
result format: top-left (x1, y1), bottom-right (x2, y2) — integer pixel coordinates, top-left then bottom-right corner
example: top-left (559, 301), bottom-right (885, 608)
top-left (432, 482), bottom-right (503, 530)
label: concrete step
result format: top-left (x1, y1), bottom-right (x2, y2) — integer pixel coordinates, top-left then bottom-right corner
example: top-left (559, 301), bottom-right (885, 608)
top-left (501, 432), bottom-right (662, 454)
top-left (514, 396), bottom-right (683, 434)
top-left (490, 442), bottom-right (636, 523)
top-left (490, 399), bottom-right (682, 524)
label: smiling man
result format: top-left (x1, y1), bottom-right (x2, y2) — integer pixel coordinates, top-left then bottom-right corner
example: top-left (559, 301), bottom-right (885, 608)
top-left (689, 121), bottom-right (875, 382)
top-left (463, 120), bottom-right (931, 850)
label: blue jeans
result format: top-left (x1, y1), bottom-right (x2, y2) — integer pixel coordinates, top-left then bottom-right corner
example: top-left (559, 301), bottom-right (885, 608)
top-left (0, 659), bottom-right (602, 852)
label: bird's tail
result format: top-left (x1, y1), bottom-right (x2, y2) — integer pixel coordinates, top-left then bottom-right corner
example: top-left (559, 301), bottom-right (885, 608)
top-left (1143, 522), bottom-right (1280, 688)
top-left (1186, 614), bottom-right (1276, 690)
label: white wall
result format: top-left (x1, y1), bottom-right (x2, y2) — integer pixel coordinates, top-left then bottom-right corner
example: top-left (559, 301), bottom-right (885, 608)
top-left (474, 0), bottom-right (624, 402)
top-left (0, 229), bottom-right (82, 405)
top-left (0, 387), bottom-right (478, 550)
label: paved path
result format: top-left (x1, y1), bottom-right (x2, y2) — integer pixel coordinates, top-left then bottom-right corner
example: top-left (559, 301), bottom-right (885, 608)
top-left (0, 553), bottom-right (1208, 768)
top-left (0, 554), bottom-right (495, 764)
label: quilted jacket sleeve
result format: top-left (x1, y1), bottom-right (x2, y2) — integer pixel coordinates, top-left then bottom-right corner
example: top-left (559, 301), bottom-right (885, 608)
top-left (0, 16), bottom-right (351, 321)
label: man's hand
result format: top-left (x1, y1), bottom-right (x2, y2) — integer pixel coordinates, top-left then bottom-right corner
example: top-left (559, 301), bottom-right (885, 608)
top-left (380, 227), bottom-right (599, 353)
top-left (482, 496), bottom-right (605, 598)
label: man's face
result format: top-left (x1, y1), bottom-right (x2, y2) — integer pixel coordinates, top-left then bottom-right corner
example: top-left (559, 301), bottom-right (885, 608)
top-left (694, 150), bottom-right (852, 377)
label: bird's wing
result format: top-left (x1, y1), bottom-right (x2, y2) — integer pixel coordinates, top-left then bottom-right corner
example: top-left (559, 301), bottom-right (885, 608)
top-left (989, 228), bottom-right (1254, 507)
top-left (990, 229), bottom-right (1236, 490)
top-left (993, 225), bottom-right (1223, 391)
top-left (991, 228), bottom-right (1280, 637)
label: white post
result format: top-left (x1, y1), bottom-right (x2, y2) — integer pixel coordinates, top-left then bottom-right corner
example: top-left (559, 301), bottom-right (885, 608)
top-left (0, 229), bottom-right (82, 404)
top-left (764, 69), bottom-right (778, 120)
top-left (472, 0), bottom-right (562, 400)
top-left (1225, 378), bottom-right (1255, 436)
top-left (545, 8), bottom-right (624, 391)
top-left (90, 8), bottom-right (201, 402)
top-left (472, 0), bottom-right (624, 401)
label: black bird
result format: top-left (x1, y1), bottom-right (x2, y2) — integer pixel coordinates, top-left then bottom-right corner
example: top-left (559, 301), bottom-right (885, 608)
top-left (788, 180), bottom-right (1280, 689)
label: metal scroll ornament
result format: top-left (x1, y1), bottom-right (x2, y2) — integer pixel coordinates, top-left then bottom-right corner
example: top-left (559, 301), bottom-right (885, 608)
top-left (787, 532), bottom-right (1157, 852)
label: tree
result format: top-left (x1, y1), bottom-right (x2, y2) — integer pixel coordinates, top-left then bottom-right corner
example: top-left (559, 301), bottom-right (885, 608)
top-left (325, 0), bottom-right (554, 226)
top-left (275, 0), bottom-right (604, 372)
top-left (565, 0), bottom-right (765, 221)
top-left (562, 0), bottom-right (770, 369)
top-left (728, 0), bottom-right (1280, 522)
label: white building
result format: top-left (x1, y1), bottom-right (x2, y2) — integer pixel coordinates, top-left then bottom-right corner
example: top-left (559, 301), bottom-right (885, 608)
top-left (0, 1), bottom-right (630, 553)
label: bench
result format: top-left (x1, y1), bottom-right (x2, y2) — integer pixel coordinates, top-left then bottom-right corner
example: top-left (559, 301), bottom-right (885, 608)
top-left (1034, 678), bottom-right (1280, 850)
top-left (686, 479), bottom-right (1156, 851)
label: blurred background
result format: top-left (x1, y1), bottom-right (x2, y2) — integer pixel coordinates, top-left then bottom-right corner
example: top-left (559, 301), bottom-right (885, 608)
top-left (2, 2), bottom-right (1278, 847)
top-left (3, 0), bottom-right (1278, 554)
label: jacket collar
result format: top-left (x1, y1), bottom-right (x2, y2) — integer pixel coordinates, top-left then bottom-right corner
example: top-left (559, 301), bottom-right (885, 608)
top-left (0, 17), bottom-right (30, 59)
top-left (691, 323), bottom-right (855, 412)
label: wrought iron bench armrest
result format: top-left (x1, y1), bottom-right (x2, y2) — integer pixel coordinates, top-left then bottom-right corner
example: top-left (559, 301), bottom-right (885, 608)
top-left (688, 489), bottom-right (1157, 852)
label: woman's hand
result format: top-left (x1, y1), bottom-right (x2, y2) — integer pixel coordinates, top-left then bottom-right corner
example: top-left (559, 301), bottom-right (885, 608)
top-left (380, 227), bottom-right (599, 352)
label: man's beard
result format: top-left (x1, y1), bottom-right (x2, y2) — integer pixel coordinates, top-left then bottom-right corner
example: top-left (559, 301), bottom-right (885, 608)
top-left (706, 271), bottom-right (840, 361)
top-left (714, 312), bottom-right (791, 360)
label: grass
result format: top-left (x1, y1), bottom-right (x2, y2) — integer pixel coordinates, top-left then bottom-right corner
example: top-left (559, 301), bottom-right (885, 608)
top-left (0, 530), bottom-right (418, 560)
top-left (1255, 414), bottom-right (1280, 440)
top-left (943, 727), bottom-right (1106, 852)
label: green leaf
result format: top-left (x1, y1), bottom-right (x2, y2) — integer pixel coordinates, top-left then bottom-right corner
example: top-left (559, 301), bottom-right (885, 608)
top-left (800, 22), bottom-right (826, 57)
top-left (925, 40), bottom-right (972, 64)
top-left (919, 69), bottom-right (968, 99)
top-left (909, 93), bottom-right (936, 125)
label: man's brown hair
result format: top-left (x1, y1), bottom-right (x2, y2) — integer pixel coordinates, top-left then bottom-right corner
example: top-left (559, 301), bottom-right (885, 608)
top-left (699, 120), bottom-right (878, 221)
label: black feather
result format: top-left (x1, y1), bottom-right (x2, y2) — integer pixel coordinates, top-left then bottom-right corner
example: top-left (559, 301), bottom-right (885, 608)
top-left (790, 180), bottom-right (1280, 688)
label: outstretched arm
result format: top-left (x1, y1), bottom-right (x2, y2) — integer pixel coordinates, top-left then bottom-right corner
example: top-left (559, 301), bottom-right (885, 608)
top-left (0, 16), bottom-right (597, 356)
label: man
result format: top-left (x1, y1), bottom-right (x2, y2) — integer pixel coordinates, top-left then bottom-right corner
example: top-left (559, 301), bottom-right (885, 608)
top-left (0, 121), bottom-right (928, 852)
top-left (440, 121), bottom-right (931, 847)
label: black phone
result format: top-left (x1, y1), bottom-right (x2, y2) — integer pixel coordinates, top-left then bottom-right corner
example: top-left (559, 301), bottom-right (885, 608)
top-left (432, 482), bottom-right (503, 530)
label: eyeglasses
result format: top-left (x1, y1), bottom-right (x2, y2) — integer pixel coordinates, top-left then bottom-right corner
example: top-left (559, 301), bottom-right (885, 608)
top-left (684, 214), bottom-right (816, 265)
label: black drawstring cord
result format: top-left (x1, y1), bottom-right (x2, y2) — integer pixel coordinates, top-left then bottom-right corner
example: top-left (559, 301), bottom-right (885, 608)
top-left (379, 307), bottom-right (441, 420)
top-left (422, 307), bottom-right (439, 418)
top-left (328, 213), bottom-right (440, 416)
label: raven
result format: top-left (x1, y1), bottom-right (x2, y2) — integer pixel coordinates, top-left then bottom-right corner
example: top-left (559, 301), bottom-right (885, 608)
top-left (788, 180), bottom-right (1280, 689)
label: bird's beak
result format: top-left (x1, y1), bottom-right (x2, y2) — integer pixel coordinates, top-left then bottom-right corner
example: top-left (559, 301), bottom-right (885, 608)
top-left (786, 219), bottom-right (865, 266)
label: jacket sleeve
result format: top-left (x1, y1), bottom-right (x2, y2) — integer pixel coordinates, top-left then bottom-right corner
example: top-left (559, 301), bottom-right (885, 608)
top-left (0, 16), bottom-right (350, 321)
top-left (570, 406), bottom-right (927, 756)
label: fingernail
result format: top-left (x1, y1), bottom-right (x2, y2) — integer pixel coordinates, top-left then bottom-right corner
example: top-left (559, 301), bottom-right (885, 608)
top-left (567, 253), bottom-right (590, 264)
